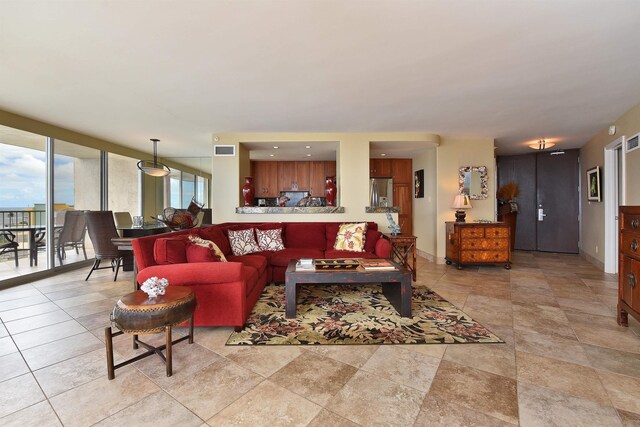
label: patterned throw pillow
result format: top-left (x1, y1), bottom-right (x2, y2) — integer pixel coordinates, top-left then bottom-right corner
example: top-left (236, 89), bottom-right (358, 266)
top-left (333, 222), bottom-right (367, 252)
top-left (188, 235), bottom-right (227, 262)
top-left (256, 228), bottom-right (285, 251)
top-left (227, 228), bottom-right (261, 256)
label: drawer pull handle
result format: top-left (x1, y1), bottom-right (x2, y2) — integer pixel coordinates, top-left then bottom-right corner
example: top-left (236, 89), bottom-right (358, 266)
top-left (632, 217), bottom-right (640, 229)
top-left (629, 273), bottom-right (637, 289)
top-left (632, 239), bottom-right (639, 252)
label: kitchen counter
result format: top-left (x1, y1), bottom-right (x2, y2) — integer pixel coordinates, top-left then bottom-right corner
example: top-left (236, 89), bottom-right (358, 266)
top-left (235, 206), bottom-right (345, 214)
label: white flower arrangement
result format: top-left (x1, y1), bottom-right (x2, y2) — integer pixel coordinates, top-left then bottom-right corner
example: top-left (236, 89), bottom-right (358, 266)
top-left (140, 276), bottom-right (169, 298)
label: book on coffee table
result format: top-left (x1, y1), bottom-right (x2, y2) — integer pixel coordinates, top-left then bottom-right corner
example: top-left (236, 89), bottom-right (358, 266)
top-left (296, 259), bottom-right (315, 271)
top-left (314, 258), bottom-right (360, 270)
top-left (359, 259), bottom-right (396, 271)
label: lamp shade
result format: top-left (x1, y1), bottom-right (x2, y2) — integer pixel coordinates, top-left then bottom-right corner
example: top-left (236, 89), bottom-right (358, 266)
top-left (451, 194), bottom-right (472, 209)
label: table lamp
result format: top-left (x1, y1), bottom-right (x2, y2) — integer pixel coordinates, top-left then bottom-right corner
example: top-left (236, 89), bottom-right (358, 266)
top-left (451, 194), bottom-right (472, 222)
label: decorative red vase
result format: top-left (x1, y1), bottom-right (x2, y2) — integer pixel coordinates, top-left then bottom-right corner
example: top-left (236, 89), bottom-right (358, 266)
top-left (242, 176), bottom-right (255, 206)
top-left (325, 176), bottom-right (337, 206)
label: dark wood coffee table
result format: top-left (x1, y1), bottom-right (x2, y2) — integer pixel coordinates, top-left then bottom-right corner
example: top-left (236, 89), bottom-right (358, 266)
top-left (285, 259), bottom-right (412, 319)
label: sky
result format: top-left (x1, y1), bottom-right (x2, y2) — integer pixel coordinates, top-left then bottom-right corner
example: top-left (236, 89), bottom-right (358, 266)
top-left (0, 143), bottom-right (75, 208)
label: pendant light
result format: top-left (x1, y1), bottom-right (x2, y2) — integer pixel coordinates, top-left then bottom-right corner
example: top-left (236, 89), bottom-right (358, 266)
top-left (137, 138), bottom-right (171, 177)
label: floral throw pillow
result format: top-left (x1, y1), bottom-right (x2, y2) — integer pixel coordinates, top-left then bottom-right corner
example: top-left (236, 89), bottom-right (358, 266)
top-left (228, 228), bottom-right (261, 256)
top-left (188, 235), bottom-right (227, 262)
top-left (256, 228), bottom-right (285, 251)
top-left (333, 222), bottom-right (367, 252)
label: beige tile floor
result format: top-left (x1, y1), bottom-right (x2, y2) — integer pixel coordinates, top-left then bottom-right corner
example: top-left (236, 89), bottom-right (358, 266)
top-left (1, 252), bottom-right (640, 426)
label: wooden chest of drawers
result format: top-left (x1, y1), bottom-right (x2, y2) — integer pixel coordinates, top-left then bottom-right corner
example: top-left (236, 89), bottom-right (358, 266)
top-left (445, 222), bottom-right (511, 270)
top-left (618, 206), bottom-right (640, 326)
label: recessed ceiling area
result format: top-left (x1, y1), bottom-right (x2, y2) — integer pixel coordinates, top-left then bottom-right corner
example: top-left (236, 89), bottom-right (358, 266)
top-left (370, 141), bottom-right (438, 159)
top-left (1, 1), bottom-right (640, 157)
top-left (243, 142), bottom-right (338, 161)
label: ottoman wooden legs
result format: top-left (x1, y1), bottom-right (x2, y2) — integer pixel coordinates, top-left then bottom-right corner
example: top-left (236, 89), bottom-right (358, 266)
top-left (104, 314), bottom-right (194, 380)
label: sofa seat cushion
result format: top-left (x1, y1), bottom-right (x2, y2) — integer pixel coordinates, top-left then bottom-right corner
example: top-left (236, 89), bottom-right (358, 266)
top-left (324, 250), bottom-right (380, 259)
top-left (270, 248), bottom-right (325, 267)
top-left (226, 254), bottom-right (268, 276)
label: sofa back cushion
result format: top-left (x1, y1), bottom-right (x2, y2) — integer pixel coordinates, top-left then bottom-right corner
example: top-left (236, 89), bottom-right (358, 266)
top-left (364, 229), bottom-right (383, 253)
top-left (186, 243), bottom-right (221, 263)
top-left (153, 235), bottom-right (190, 265)
top-left (284, 222), bottom-right (326, 250)
top-left (197, 226), bottom-right (232, 255)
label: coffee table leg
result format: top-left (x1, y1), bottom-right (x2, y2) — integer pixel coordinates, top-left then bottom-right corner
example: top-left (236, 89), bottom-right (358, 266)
top-left (165, 326), bottom-right (172, 377)
top-left (400, 275), bottom-right (412, 317)
top-left (105, 327), bottom-right (115, 380)
top-left (188, 314), bottom-right (194, 344)
top-left (285, 276), bottom-right (297, 318)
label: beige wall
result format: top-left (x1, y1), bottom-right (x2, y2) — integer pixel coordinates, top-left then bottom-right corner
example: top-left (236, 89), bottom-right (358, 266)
top-left (210, 133), bottom-right (440, 238)
top-left (436, 137), bottom-right (496, 259)
top-left (580, 102), bottom-right (640, 265)
top-left (412, 147), bottom-right (438, 257)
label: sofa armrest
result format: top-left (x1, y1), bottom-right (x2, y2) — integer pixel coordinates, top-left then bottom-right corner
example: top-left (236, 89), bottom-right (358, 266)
top-left (374, 238), bottom-right (392, 259)
top-left (137, 262), bottom-right (244, 286)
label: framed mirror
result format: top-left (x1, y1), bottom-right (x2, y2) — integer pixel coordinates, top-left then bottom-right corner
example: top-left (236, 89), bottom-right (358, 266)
top-left (459, 166), bottom-right (488, 199)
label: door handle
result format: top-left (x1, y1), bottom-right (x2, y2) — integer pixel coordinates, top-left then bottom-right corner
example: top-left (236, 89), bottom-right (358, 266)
top-left (538, 208), bottom-right (547, 221)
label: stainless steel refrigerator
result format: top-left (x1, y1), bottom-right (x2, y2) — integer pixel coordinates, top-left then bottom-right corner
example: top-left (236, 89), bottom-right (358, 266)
top-left (369, 177), bottom-right (393, 207)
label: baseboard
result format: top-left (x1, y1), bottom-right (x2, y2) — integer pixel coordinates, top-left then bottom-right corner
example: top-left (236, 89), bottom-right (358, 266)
top-left (580, 250), bottom-right (605, 271)
top-left (417, 249), bottom-right (445, 264)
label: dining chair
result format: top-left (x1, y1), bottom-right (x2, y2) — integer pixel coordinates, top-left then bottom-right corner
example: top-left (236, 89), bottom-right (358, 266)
top-left (113, 212), bottom-right (133, 229)
top-left (0, 231), bottom-right (19, 267)
top-left (85, 211), bottom-right (126, 281)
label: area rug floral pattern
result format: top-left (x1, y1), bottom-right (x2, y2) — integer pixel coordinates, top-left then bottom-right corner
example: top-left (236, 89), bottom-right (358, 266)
top-left (226, 284), bottom-right (503, 345)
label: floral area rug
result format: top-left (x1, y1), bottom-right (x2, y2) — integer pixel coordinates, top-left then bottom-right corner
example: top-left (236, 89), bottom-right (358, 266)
top-left (226, 284), bottom-right (503, 345)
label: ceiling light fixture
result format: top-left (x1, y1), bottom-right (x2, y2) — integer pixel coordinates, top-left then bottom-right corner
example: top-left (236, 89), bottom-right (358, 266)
top-left (529, 139), bottom-right (555, 150)
top-left (305, 145), bottom-right (311, 149)
top-left (381, 153), bottom-right (387, 157)
top-left (306, 154), bottom-right (311, 157)
top-left (137, 139), bottom-right (171, 177)
top-left (269, 154), bottom-right (275, 157)
top-left (273, 146), bottom-right (279, 149)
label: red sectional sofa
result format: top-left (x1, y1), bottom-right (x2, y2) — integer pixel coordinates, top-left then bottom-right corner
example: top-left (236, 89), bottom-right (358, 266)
top-left (132, 221), bottom-right (392, 329)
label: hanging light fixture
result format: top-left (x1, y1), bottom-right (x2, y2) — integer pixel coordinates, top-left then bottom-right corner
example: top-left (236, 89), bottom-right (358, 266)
top-left (528, 139), bottom-right (555, 150)
top-left (137, 138), bottom-right (171, 177)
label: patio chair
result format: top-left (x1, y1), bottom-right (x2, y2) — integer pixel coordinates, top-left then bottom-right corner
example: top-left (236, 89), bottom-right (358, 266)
top-left (0, 230), bottom-right (19, 267)
top-left (51, 210), bottom-right (88, 264)
top-left (85, 210), bottom-right (127, 281)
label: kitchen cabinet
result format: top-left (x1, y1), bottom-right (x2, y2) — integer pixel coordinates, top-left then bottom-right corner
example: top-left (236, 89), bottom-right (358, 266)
top-left (393, 183), bottom-right (413, 234)
top-left (309, 161), bottom-right (326, 197)
top-left (370, 159), bottom-right (392, 177)
top-left (391, 159), bottom-right (413, 184)
top-left (251, 161), bottom-right (278, 197)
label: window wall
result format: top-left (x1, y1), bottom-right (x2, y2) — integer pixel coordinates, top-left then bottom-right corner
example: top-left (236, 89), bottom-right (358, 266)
top-left (53, 140), bottom-right (101, 267)
top-left (0, 125), bottom-right (48, 278)
top-left (165, 167), bottom-right (209, 209)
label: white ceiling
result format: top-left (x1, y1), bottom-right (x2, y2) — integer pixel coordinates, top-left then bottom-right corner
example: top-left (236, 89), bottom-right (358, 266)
top-left (1, 1), bottom-right (640, 158)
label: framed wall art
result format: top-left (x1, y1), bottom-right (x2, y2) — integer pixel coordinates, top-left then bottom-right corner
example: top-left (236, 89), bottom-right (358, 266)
top-left (414, 169), bottom-right (424, 198)
top-left (587, 166), bottom-right (601, 202)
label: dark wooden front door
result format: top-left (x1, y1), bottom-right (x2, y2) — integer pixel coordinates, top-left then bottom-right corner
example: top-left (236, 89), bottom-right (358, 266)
top-left (536, 150), bottom-right (579, 253)
top-left (497, 150), bottom-right (579, 253)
